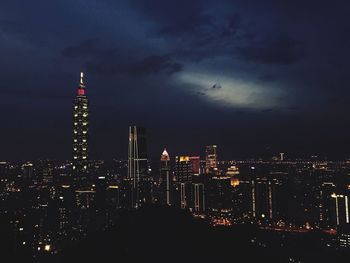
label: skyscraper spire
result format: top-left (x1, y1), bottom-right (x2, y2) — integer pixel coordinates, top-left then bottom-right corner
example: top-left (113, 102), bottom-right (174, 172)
top-left (161, 148), bottom-right (170, 161)
top-left (128, 126), bottom-right (149, 209)
top-left (79, 72), bottom-right (84, 87)
top-left (160, 147), bottom-right (172, 206)
top-left (77, 72), bottom-right (85, 96)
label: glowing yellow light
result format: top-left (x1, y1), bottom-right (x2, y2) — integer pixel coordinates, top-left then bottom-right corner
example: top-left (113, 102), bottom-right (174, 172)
top-left (179, 156), bottom-right (190, 162)
top-left (44, 244), bottom-right (51, 251)
top-left (230, 179), bottom-right (240, 187)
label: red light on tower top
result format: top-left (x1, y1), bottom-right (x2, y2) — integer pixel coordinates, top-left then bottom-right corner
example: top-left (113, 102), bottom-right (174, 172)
top-left (77, 72), bottom-right (86, 96)
top-left (78, 88), bottom-right (85, 96)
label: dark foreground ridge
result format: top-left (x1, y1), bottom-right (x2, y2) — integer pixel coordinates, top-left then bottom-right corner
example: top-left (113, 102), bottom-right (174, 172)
top-left (2, 205), bottom-right (350, 263)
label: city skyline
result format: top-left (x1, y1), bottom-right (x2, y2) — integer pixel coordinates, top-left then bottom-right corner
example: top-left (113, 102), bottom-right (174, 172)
top-left (2, 1), bottom-right (350, 160)
top-left (2, 1), bottom-right (350, 262)
top-left (1, 70), bottom-right (349, 162)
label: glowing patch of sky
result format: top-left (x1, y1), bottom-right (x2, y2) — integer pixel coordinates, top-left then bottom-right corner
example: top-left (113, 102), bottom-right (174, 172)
top-left (177, 71), bottom-right (283, 109)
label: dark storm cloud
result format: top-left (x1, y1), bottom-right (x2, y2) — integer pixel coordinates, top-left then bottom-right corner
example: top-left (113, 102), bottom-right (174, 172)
top-left (62, 40), bottom-right (182, 77)
top-left (128, 55), bottom-right (183, 76)
top-left (237, 35), bottom-right (302, 65)
top-left (0, 19), bottom-right (23, 34)
top-left (2, 0), bottom-right (350, 160)
top-left (129, 0), bottom-right (205, 24)
top-left (129, 0), bottom-right (244, 59)
top-left (61, 38), bottom-right (117, 59)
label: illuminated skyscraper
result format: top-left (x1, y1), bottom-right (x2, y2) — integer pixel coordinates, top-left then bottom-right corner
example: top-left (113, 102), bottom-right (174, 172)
top-left (192, 182), bottom-right (205, 214)
top-left (252, 177), bottom-right (283, 221)
top-left (174, 156), bottom-right (193, 183)
top-left (173, 156), bottom-right (193, 209)
top-left (22, 162), bottom-right (34, 179)
top-left (331, 192), bottom-right (350, 226)
top-left (207, 176), bottom-right (233, 224)
top-left (128, 126), bottom-right (150, 209)
top-left (205, 145), bottom-right (218, 173)
top-left (160, 148), bottom-right (172, 205)
top-left (189, 156), bottom-right (200, 175)
top-left (72, 72), bottom-right (89, 186)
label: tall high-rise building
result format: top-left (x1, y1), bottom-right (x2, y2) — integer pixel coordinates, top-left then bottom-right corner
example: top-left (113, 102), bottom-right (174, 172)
top-left (205, 145), bottom-right (218, 173)
top-left (128, 126), bottom-right (150, 209)
top-left (192, 182), bottom-right (205, 214)
top-left (173, 156), bottom-right (193, 209)
top-left (331, 192), bottom-right (350, 226)
top-left (22, 162), bottom-right (34, 179)
top-left (189, 156), bottom-right (200, 175)
top-left (160, 148), bottom-right (172, 206)
top-left (319, 182), bottom-right (336, 227)
top-left (252, 177), bottom-right (283, 221)
top-left (72, 72), bottom-right (89, 186)
top-left (207, 176), bottom-right (233, 221)
top-left (174, 156), bottom-right (193, 183)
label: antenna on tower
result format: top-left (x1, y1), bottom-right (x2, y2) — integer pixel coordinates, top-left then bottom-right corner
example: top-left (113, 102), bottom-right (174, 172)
top-left (80, 72), bottom-right (84, 85)
top-left (77, 72), bottom-right (86, 96)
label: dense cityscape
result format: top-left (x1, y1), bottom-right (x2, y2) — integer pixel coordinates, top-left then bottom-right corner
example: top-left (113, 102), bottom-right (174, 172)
top-left (1, 73), bottom-right (350, 262)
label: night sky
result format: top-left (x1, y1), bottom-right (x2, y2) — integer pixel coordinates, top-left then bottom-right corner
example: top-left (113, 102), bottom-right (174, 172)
top-left (1, 0), bottom-right (350, 161)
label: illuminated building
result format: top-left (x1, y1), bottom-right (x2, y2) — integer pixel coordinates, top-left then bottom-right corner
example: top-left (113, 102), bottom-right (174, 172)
top-left (234, 179), bottom-right (253, 220)
top-left (226, 166), bottom-right (240, 187)
top-left (174, 156), bottom-right (193, 183)
top-left (22, 162), bottom-right (33, 179)
top-left (75, 189), bottom-right (96, 209)
top-left (331, 193), bottom-right (350, 225)
top-left (74, 188), bottom-right (96, 238)
top-left (173, 156), bottom-right (193, 209)
top-left (0, 161), bottom-right (8, 177)
top-left (207, 176), bottom-right (233, 224)
top-left (35, 159), bottom-right (53, 185)
top-left (338, 224), bottom-right (350, 248)
top-left (42, 161), bottom-right (53, 185)
top-left (189, 156), bottom-right (200, 175)
top-left (279, 153), bottom-right (285, 161)
top-left (72, 72), bottom-right (89, 186)
top-left (252, 177), bottom-right (283, 221)
top-left (205, 145), bottom-right (218, 173)
top-left (128, 126), bottom-right (151, 209)
top-left (0, 161), bottom-right (8, 193)
top-left (192, 182), bottom-right (205, 213)
top-left (319, 182), bottom-right (336, 227)
top-left (160, 148), bottom-right (172, 206)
